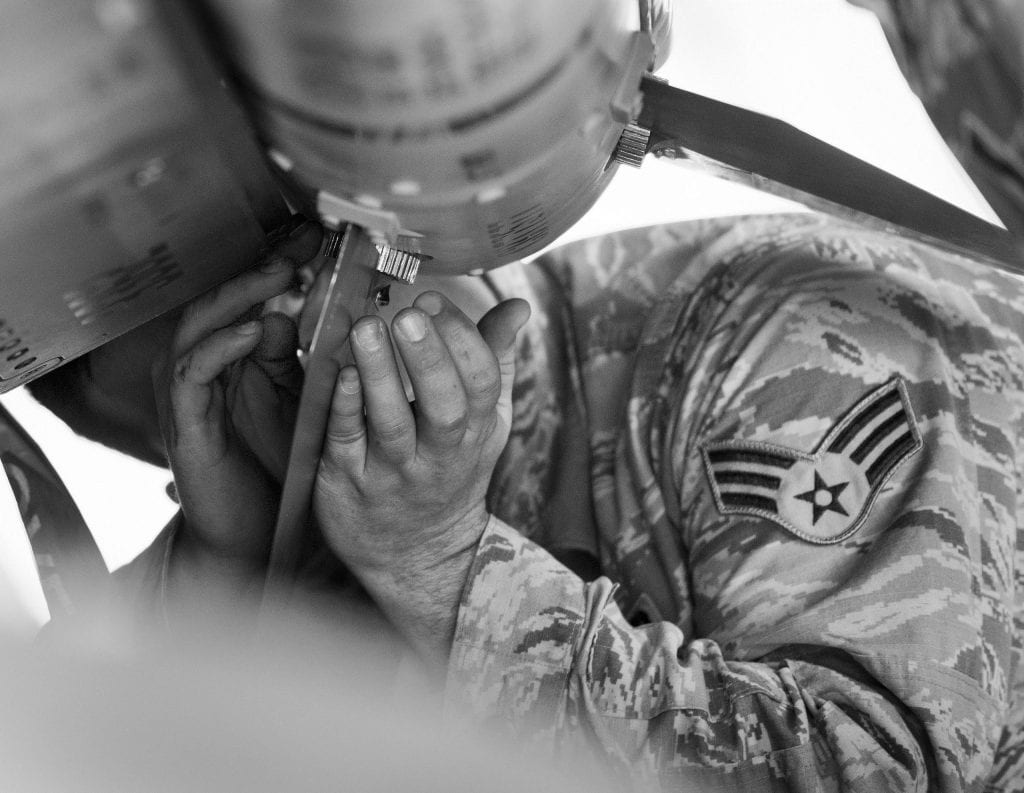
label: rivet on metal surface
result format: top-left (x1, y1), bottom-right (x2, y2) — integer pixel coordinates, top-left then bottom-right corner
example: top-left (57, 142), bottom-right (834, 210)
top-left (652, 144), bottom-right (686, 160)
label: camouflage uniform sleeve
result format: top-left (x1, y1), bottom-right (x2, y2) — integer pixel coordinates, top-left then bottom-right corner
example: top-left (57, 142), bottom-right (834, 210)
top-left (448, 518), bottom-right (919, 792)
top-left (446, 216), bottom-right (1024, 792)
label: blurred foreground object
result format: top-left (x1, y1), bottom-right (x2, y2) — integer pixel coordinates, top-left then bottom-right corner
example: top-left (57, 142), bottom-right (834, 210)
top-left (2, 607), bottom-right (622, 793)
top-left (0, 0), bottom-right (289, 394)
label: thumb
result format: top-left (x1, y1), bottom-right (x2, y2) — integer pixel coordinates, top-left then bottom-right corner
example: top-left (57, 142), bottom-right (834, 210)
top-left (477, 298), bottom-right (530, 415)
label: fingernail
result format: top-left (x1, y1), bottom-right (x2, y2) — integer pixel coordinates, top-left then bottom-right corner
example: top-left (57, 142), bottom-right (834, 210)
top-left (396, 310), bottom-right (427, 342)
top-left (237, 320), bottom-right (260, 335)
top-left (418, 292), bottom-right (444, 316)
top-left (353, 320), bottom-right (383, 351)
top-left (260, 256), bottom-right (291, 274)
top-left (339, 369), bottom-right (360, 394)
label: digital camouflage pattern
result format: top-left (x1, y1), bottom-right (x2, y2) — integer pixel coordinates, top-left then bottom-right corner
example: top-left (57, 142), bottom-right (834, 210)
top-left (448, 214), bottom-right (1024, 792)
top-left (106, 212), bottom-right (1024, 789)
top-left (701, 377), bottom-right (923, 545)
top-left (849, 0), bottom-right (1024, 239)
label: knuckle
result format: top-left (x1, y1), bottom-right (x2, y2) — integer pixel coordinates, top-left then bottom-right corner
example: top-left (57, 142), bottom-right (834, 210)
top-left (331, 392), bottom-right (364, 419)
top-left (325, 423), bottom-right (365, 448)
top-left (172, 353), bottom-right (195, 384)
top-left (315, 460), bottom-right (347, 489)
top-left (429, 411), bottom-right (467, 440)
top-left (319, 443), bottom-right (363, 482)
top-left (439, 324), bottom-right (474, 358)
top-left (359, 364), bottom-right (393, 386)
top-left (186, 289), bottom-right (218, 320)
top-left (403, 342), bottom-right (448, 375)
top-left (372, 418), bottom-right (412, 446)
top-left (174, 305), bottom-right (202, 343)
top-left (465, 365), bottom-right (501, 404)
top-left (331, 402), bottom-right (363, 424)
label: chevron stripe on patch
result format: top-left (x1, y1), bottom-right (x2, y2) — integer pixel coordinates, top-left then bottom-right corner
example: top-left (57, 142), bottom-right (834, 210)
top-left (701, 378), bottom-right (922, 544)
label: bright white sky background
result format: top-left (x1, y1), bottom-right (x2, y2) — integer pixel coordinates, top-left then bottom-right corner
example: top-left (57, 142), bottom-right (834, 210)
top-left (0, 0), bottom-right (1000, 631)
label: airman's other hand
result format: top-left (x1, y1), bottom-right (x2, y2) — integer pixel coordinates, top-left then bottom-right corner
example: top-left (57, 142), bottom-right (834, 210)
top-left (313, 291), bottom-right (530, 662)
top-left (153, 221), bottom-right (321, 601)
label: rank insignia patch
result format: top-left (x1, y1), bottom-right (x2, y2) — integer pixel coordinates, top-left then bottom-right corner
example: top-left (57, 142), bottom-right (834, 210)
top-left (701, 378), bottom-right (922, 544)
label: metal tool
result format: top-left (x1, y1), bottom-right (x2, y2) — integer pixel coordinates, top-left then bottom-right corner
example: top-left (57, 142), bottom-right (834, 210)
top-left (632, 75), bottom-right (1024, 274)
top-left (261, 224), bottom-right (391, 606)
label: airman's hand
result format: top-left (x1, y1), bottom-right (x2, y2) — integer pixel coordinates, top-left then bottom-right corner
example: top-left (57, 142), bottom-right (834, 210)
top-left (313, 290), bottom-right (530, 662)
top-left (152, 221), bottom-right (321, 610)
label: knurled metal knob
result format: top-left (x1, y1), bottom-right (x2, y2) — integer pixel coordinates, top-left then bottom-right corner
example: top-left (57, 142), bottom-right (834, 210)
top-left (376, 245), bottom-right (422, 284)
top-left (613, 123), bottom-right (651, 168)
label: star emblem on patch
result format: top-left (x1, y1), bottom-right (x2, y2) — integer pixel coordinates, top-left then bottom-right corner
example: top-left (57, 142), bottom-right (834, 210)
top-left (700, 378), bottom-right (922, 544)
top-left (795, 471), bottom-right (849, 524)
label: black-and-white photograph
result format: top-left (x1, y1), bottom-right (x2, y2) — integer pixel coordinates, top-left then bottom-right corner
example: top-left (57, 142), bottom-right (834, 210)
top-left (1, 1), bottom-right (1022, 790)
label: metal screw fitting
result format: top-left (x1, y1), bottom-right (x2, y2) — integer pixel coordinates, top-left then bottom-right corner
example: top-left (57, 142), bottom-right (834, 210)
top-left (613, 123), bottom-right (651, 168)
top-left (376, 245), bottom-right (422, 284)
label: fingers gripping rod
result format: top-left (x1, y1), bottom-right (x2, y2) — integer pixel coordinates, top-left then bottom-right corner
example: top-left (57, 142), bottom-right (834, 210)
top-left (261, 224), bottom-right (387, 609)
